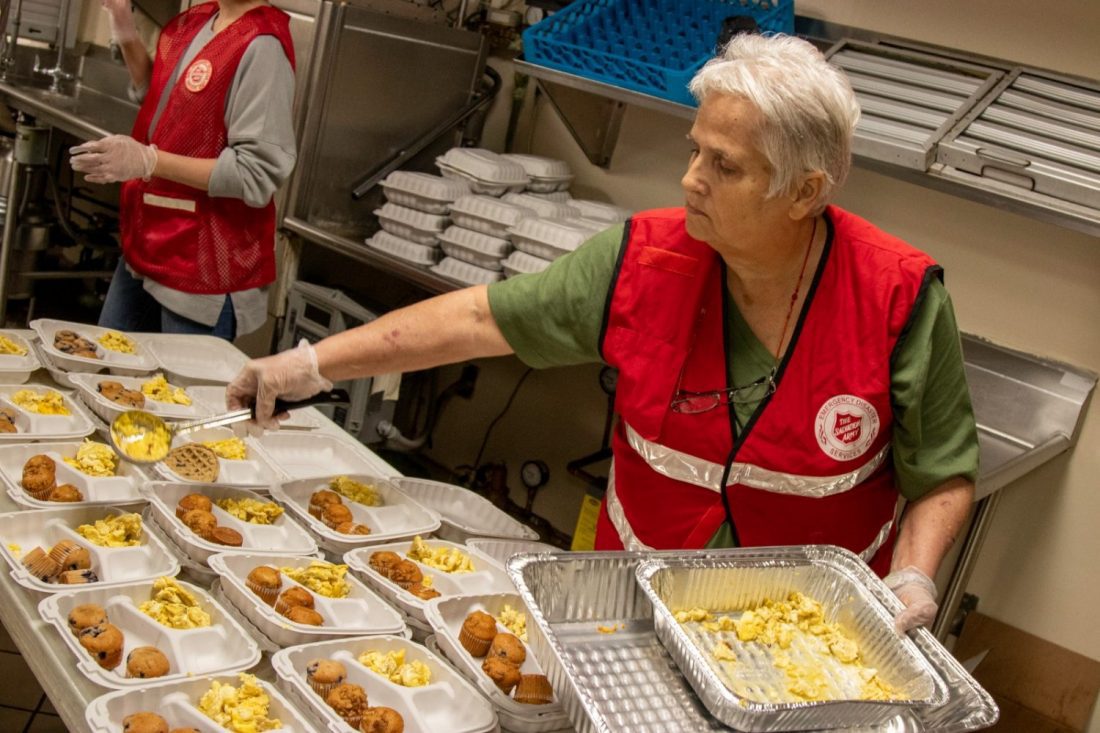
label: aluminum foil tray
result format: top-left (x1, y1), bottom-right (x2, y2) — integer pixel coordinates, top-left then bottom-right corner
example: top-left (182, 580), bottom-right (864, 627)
top-left (508, 550), bottom-right (998, 733)
top-left (636, 550), bottom-right (947, 731)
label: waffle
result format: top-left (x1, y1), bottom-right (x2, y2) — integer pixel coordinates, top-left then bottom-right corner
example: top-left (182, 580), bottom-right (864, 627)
top-left (163, 444), bottom-right (219, 482)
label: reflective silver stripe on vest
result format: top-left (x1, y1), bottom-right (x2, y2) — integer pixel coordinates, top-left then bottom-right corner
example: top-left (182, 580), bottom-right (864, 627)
top-left (859, 517), bottom-right (894, 563)
top-left (624, 422), bottom-right (890, 498)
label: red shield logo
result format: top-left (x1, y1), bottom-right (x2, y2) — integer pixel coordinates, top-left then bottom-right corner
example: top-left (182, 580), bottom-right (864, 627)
top-left (832, 412), bottom-right (862, 445)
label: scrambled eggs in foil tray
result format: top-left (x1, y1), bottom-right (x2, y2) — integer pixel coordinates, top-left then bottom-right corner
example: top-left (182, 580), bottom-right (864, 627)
top-left (198, 673), bottom-right (282, 733)
top-left (407, 535), bottom-right (474, 573)
top-left (76, 513), bottom-right (143, 547)
top-left (139, 576), bottom-right (212, 629)
top-left (11, 389), bottom-right (70, 415)
top-left (358, 648), bottom-right (432, 687)
top-left (0, 334), bottom-right (28, 356)
top-left (329, 475), bottom-right (383, 506)
top-left (217, 497), bottom-right (283, 524)
top-left (97, 330), bottom-right (137, 354)
top-left (141, 373), bottom-right (191, 405)
top-left (63, 439), bottom-right (118, 477)
top-left (280, 560), bottom-right (349, 598)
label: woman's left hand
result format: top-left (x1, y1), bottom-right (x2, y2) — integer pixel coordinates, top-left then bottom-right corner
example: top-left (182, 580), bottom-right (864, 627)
top-left (70, 135), bottom-right (157, 184)
top-left (884, 566), bottom-right (938, 633)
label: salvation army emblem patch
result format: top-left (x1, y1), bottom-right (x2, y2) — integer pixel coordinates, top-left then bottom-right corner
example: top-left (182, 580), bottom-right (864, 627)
top-left (815, 394), bottom-right (879, 461)
top-left (185, 59), bottom-right (213, 92)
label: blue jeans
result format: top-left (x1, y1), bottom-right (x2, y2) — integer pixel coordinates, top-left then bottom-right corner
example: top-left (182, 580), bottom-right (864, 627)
top-left (99, 260), bottom-right (237, 341)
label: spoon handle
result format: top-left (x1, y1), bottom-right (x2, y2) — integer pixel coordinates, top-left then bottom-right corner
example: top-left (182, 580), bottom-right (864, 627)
top-left (270, 388), bottom-right (351, 415)
top-left (173, 388), bottom-right (352, 437)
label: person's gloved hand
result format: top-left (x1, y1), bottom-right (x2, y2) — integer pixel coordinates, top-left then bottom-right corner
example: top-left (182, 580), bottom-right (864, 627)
top-left (226, 339), bottom-right (333, 430)
top-left (70, 135), bottom-right (157, 184)
top-left (884, 566), bottom-right (938, 634)
top-left (101, 0), bottom-right (139, 44)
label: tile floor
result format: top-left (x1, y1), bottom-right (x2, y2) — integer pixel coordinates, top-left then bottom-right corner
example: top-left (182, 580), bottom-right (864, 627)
top-left (0, 621), bottom-right (67, 732)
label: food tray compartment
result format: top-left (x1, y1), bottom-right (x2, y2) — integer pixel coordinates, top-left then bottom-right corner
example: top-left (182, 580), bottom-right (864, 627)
top-left (143, 481), bottom-right (318, 565)
top-left (431, 256), bottom-right (503, 285)
top-left (449, 194), bottom-right (537, 239)
top-left (272, 635), bottom-right (499, 733)
top-left (502, 192), bottom-right (581, 219)
top-left (30, 318), bottom-right (157, 375)
top-left (366, 230), bottom-right (440, 267)
top-left (568, 199), bottom-right (631, 222)
top-left (508, 218), bottom-right (595, 260)
top-left (255, 432), bottom-right (393, 479)
top-left (153, 427), bottom-right (285, 488)
top-left (426, 592), bottom-right (572, 731)
top-left (187, 385), bottom-right (320, 431)
top-left (345, 538), bottom-right (514, 625)
top-left (85, 673), bottom-right (314, 733)
top-left (39, 578), bottom-right (261, 689)
top-left (437, 148), bottom-right (530, 195)
top-left (145, 334), bottom-right (250, 386)
top-left (0, 441), bottom-right (147, 508)
top-left (0, 330), bottom-right (40, 383)
top-left (381, 170), bottom-right (472, 214)
top-left (501, 250), bottom-right (554, 278)
top-left (375, 202), bottom-right (450, 245)
top-left (67, 371), bottom-right (214, 422)
top-left (464, 538), bottom-right (557, 569)
top-left (209, 552), bottom-right (406, 647)
top-left (0, 384), bottom-right (97, 441)
top-left (500, 153), bottom-right (574, 192)
top-left (0, 505), bottom-right (180, 593)
top-left (636, 552), bottom-right (948, 731)
top-left (391, 477), bottom-right (538, 543)
top-left (438, 226), bottom-right (512, 271)
top-left (509, 550), bottom-right (999, 733)
top-left (30, 340), bottom-right (77, 388)
top-left (271, 474), bottom-right (440, 555)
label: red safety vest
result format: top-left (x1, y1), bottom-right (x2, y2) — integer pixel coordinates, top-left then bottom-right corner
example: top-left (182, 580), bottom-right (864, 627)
top-left (596, 206), bottom-right (940, 576)
top-left (120, 2), bottom-right (295, 294)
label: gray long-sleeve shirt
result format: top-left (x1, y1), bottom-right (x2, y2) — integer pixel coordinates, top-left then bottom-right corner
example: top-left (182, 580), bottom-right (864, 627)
top-left (129, 14), bottom-right (296, 336)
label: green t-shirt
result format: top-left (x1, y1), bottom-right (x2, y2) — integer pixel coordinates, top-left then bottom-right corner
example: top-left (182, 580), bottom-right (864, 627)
top-left (488, 223), bottom-right (979, 502)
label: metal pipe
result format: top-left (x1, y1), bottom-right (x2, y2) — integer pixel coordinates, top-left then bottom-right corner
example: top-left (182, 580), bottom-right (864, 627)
top-left (0, 158), bottom-right (24, 324)
top-left (454, 0), bottom-right (472, 29)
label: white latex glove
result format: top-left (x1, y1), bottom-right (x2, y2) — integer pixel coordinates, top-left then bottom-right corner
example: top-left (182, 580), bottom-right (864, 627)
top-left (70, 135), bottom-right (157, 184)
top-left (884, 566), bottom-right (938, 634)
top-left (226, 339), bottom-right (333, 429)
top-left (101, 0), bottom-right (139, 44)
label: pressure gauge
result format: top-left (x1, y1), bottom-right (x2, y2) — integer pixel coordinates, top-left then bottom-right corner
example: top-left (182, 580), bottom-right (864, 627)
top-left (520, 459), bottom-right (550, 490)
top-left (599, 366), bottom-right (618, 396)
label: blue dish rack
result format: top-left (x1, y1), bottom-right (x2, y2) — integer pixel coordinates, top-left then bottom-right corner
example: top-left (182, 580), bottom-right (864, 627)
top-left (523, 0), bottom-right (794, 106)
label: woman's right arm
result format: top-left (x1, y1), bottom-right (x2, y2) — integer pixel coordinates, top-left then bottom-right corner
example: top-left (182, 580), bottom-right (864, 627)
top-left (103, 0), bottom-right (153, 91)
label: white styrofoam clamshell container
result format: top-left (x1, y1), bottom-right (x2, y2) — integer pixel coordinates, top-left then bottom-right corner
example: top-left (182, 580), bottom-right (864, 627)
top-left (501, 250), bottom-right (553, 278)
top-left (85, 674), bottom-right (314, 733)
top-left (426, 592), bottom-right (572, 732)
top-left (38, 578), bottom-right (261, 690)
top-left (143, 511), bottom-right (222, 585)
top-left (375, 202), bottom-right (450, 246)
top-left (0, 505), bottom-right (180, 593)
top-left (30, 340), bottom-right (77, 388)
top-left (255, 432), bottom-right (393, 480)
top-left (390, 477), bottom-right (538, 543)
top-left (502, 193), bottom-right (581, 220)
top-left (437, 148), bottom-right (530, 195)
top-left (30, 318), bottom-right (157, 376)
top-left (365, 230), bottom-right (440, 267)
top-left (381, 170), bottom-right (471, 215)
top-left (437, 226), bottom-right (512, 271)
top-left (508, 218), bottom-right (596, 261)
top-left (67, 371), bottom-right (214, 423)
top-left (143, 481), bottom-right (319, 566)
top-left (153, 427), bottom-right (285, 489)
top-left (463, 539), bottom-right (559, 569)
top-left (568, 199), bottom-right (632, 222)
top-left (0, 330), bottom-right (40, 383)
top-left (449, 194), bottom-right (537, 239)
top-left (272, 634), bottom-right (500, 733)
top-left (0, 441), bottom-right (147, 508)
top-left (188, 385), bottom-right (320, 431)
top-left (145, 334), bottom-right (250, 386)
top-left (500, 154), bottom-right (574, 193)
top-left (0, 384), bottom-right (97, 442)
top-left (431, 257), bottom-right (503, 286)
top-left (272, 474), bottom-right (440, 555)
top-left (528, 191), bottom-right (573, 203)
top-left (208, 552), bottom-right (407, 647)
top-left (344, 538), bottom-right (515, 625)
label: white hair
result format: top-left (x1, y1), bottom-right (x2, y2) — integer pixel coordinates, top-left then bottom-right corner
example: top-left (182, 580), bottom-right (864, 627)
top-left (688, 34), bottom-right (860, 213)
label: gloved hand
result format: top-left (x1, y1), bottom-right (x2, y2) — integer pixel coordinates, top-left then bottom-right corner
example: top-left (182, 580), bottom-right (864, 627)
top-left (226, 339), bottom-right (333, 430)
top-left (70, 135), bottom-right (157, 184)
top-left (101, 0), bottom-right (139, 44)
top-left (884, 566), bottom-right (938, 634)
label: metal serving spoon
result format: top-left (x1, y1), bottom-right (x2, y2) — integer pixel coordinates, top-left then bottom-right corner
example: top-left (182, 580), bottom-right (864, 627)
top-left (109, 388), bottom-right (350, 464)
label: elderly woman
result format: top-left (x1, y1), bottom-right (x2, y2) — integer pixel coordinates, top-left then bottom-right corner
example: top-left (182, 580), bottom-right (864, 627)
top-left (228, 34), bottom-right (977, 631)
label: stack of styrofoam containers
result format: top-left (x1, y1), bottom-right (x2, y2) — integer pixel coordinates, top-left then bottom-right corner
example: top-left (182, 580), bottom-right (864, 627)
top-left (436, 148), bottom-right (530, 196)
top-left (433, 193), bottom-right (535, 285)
top-left (500, 153), bottom-right (574, 193)
top-left (507, 217), bottom-right (603, 265)
top-left (367, 171), bottom-right (470, 267)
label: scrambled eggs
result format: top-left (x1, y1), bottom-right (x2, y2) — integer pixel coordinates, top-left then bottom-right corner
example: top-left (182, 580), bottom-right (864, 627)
top-left (7, 543), bottom-right (20, 555)
top-left (279, 561), bottom-right (349, 598)
top-left (111, 412), bottom-right (171, 461)
top-left (358, 649), bottom-right (432, 687)
top-left (498, 604), bottom-right (528, 642)
top-left (407, 535), bottom-right (474, 573)
top-left (217, 498), bottom-right (283, 525)
top-left (63, 439), bottom-right (117, 477)
top-left (204, 438), bottom-right (247, 460)
top-left (11, 389), bottom-right (70, 415)
top-left (329, 476), bottom-right (383, 506)
top-left (0, 334), bottom-right (27, 356)
top-left (197, 673), bottom-right (282, 733)
top-left (76, 513), bottom-right (143, 547)
top-left (141, 373), bottom-right (191, 405)
top-left (98, 330), bottom-right (137, 354)
top-left (139, 576), bottom-right (212, 629)
top-left (713, 641), bottom-right (737, 662)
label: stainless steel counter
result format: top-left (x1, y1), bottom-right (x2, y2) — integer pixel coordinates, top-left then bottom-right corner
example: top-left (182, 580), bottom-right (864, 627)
top-left (0, 77), bottom-right (136, 140)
